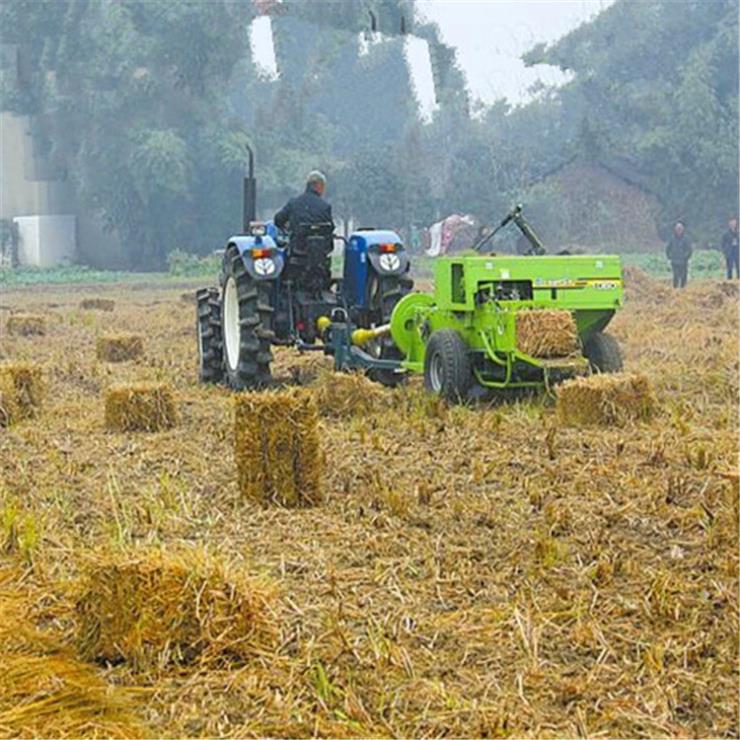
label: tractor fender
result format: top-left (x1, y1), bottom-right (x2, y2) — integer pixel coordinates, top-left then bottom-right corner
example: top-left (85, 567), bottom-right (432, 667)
top-left (226, 237), bottom-right (285, 281)
top-left (367, 249), bottom-right (410, 277)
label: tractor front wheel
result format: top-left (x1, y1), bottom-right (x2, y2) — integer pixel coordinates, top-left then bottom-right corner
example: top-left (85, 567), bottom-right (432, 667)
top-left (424, 329), bottom-right (472, 403)
top-left (366, 272), bottom-right (413, 387)
top-left (221, 246), bottom-right (274, 390)
top-left (583, 331), bottom-right (623, 374)
top-left (196, 287), bottom-right (223, 384)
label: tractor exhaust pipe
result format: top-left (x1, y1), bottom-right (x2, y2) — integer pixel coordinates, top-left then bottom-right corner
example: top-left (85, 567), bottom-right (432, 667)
top-left (243, 144), bottom-right (256, 233)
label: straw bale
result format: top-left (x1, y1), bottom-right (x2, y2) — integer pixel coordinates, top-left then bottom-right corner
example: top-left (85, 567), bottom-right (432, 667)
top-left (105, 382), bottom-right (177, 432)
top-left (0, 371), bottom-right (19, 427)
top-left (311, 369), bottom-right (391, 417)
top-left (235, 389), bottom-right (322, 506)
top-left (0, 653), bottom-right (146, 738)
top-left (80, 298), bottom-right (115, 311)
top-left (7, 313), bottom-right (46, 336)
top-left (557, 372), bottom-right (657, 426)
top-left (96, 333), bottom-right (144, 362)
top-left (516, 309), bottom-right (578, 358)
top-left (75, 549), bottom-right (275, 669)
top-left (0, 362), bottom-right (44, 420)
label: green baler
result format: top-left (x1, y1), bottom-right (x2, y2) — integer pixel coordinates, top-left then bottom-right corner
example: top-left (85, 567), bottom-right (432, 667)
top-left (389, 252), bottom-right (623, 400)
top-left (328, 206), bottom-right (624, 401)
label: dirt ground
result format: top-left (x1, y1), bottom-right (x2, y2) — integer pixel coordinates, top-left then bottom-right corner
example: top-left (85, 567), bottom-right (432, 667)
top-left (0, 272), bottom-right (738, 738)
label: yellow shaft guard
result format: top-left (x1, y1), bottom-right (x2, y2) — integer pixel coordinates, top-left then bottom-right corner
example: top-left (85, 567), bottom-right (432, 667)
top-left (351, 325), bottom-right (390, 346)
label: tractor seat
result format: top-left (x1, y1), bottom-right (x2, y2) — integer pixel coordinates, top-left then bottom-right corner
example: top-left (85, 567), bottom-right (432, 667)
top-left (285, 222), bottom-right (334, 292)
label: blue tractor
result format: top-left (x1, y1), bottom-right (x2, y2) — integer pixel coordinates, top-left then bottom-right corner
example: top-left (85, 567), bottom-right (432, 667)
top-left (196, 149), bottom-right (413, 390)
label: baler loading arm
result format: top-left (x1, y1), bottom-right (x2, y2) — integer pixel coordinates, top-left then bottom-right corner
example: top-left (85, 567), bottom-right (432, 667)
top-left (474, 204), bottom-right (546, 255)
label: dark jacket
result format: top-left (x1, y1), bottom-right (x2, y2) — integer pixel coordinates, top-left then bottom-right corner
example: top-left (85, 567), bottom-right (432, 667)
top-left (721, 228), bottom-right (739, 257)
top-left (274, 186), bottom-right (333, 232)
top-left (666, 233), bottom-right (692, 264)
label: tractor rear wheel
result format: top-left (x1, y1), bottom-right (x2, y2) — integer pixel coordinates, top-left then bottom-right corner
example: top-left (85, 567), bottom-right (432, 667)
top-left (583, 331), bottom-right (623, 373)
top-left (221, 246), bottom-right (274, 390)
top-left (424, 329), bottom-right (472, 403)
top-left (366, 272), bottom-right (413, 387)
top-left (196, 287), bottom-right (223, 384)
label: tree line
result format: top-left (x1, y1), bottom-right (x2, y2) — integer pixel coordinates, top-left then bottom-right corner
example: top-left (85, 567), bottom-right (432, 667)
top-left (0, 0), bottom-right (736, 267)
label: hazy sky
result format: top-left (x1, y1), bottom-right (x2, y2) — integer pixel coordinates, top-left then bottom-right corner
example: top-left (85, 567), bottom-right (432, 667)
top-left (418, 0), bottom-right (612, 105)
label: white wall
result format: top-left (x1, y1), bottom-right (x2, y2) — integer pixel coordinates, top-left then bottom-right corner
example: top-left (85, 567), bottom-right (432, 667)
top-left (14, 215), bottom-right (76, 267)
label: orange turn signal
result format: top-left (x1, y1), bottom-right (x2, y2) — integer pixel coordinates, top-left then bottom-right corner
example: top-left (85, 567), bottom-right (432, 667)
top-left (379, 243), bottom-right (397, 253)
top-left (251, 248), bottom-right (271, 258)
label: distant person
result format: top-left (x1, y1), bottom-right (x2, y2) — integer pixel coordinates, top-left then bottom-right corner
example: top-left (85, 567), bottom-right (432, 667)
top-left (721, 216), bottom-right (739, 280)
top-left (274, 170), bottom-right (333, 245)
top-left (665, 221), bottom-right (692, 289)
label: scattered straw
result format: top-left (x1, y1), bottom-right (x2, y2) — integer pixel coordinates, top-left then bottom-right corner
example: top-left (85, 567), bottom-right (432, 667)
top-left (235, 389), bottom-right (322, 507)
top-left (96, 333), bottom-right (144, 362)
top-left (7, 313), bottom-right (46, 337)
top-left (80, 298), bottom-right (115, 312)
top-left (104, 383), bottom-right (177, 432)
top-left (0, 653), bottom-right (146, 739)
top-left (517, 309), bottom-right (579, 358)
top-left (557, 372), bottom-right (657, 426)
top-left (0, 564), bottom-right (147, 739)
top-left (311, 370), bottom-right (391, 417)
top-left (0, 362), bottom-right (44, 420)
top-left (75, 549), bottom-right (276, 670)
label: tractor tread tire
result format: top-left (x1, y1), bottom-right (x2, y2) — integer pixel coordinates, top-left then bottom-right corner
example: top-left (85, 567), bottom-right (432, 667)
top-left (424, 329), bottom-right (472, 403)
top-left (584, 331), bottom-right (623, 374)
top-left (196, 287), bottom-right (223, 384)
top-left (367, 271), bottom-right (414, 387)
top-left (222, 246), bottom-right (274, 390)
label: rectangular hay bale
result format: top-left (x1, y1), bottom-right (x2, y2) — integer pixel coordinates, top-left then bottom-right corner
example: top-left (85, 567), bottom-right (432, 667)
top-left (235, 389), bottom-right (322, 507)
top-left (0, 372), bottom-right (19, 428)
top-left (516, 310), bottom-right (578, 358)
top-left (104, 382), bottom-right (177, 432)
top-left (96, 333), bottom-right (144, 362)
top-left (7, 314), bottom-right (45, 337)
top-left (80, 298), bottom-right (115, 311)
top-left (311, 370), bottom-right (391, 418)
top-left (557, 372), bottom-right (657, 426)
top-left (75, 550), bottom-right (275, 670)
top-left (0, 362), bottom-right (44, 420)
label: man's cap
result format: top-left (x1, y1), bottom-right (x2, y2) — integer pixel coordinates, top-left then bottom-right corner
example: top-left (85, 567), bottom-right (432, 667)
top-left (306, 170), bottom-right (327, 188)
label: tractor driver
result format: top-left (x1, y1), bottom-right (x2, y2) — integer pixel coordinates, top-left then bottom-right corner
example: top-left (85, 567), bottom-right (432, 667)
top-left (274, 170), bottom-right (334, 245)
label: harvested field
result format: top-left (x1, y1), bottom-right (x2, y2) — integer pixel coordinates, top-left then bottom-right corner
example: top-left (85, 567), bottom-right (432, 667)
top-left (96, 333), bottom-right (144, 362)
top-left (0, 274), bottom-right (737, 738)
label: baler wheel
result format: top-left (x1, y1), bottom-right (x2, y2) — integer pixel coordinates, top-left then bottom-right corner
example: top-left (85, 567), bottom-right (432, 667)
top-left (424, 329), bottom-right (472, 403)
top-left (584, 331), bottom-right (623, 374)
top-left (196, 287), bottom-right (223, 384)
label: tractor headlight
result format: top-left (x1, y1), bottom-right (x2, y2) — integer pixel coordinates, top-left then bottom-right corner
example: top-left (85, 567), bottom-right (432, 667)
top-left (254, 257), bottom-right (276, 276)
top-left (379, 253), bottom-right (401, 272)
